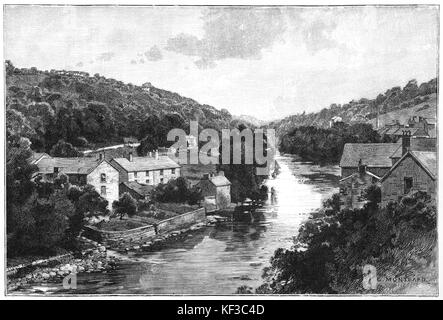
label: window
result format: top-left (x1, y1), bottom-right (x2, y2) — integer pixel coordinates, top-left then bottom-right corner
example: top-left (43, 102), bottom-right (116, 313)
top-left (101, 173), bottom-right (106, 183)
top-left (134, 172), bottom-right (138, 178)
top-left (145, 170), bottom-right (150, 176)
top-left (404, 177), bottom-right (413, 194)
top-left (160, 178), bottom-right (164, 183)
top-left (54, 167), bottom-right (59, 174)
top-left (160, 169), bottom-right (164, 175)
top-left (146, 179), bottom-right (150, 184)
top-left (172, 168), bottom-right (176, 174)
top-left (101, 186), bottom-right (106, 196)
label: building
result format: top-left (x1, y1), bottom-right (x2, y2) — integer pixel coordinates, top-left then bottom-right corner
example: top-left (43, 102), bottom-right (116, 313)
top-left (34, 157), bottom-right (119, 209)
top-left (380, 150), bottom-right (437, 207)
top-left (340, 142), bottom-right (401, 178)
top-left (119, 181), bottom-right (154, 200)
top-left (339, 162), bottom-right (381, 209)
top-left (29, 152), bottom-right (50, 165)
top-left (329, 116), bottom-right (343, 128)
top-left (196, 171), bottom-right (231, 209)
top-left (110, 152), bottom-right (181, 186)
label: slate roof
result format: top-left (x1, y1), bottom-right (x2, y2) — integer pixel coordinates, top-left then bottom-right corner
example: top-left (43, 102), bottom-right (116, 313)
top-left (111, 156), bottom-right (180, 172)
top-left (381, 151), bottom-right (437, 181)
top-left (340, 143), bottom-right (401, 168)
top-left (339, 170), bottom-right (381, 182)
top-left (121, 181), bottom-right (154, 196)
top-left (209, 175), bottom-right (231, 187)
top-left (29, 152), bottom-right (50, 164)
top-left (390, 137), bottom-right (437, 159)
top-left (36, 157), bottom-right (103, 175)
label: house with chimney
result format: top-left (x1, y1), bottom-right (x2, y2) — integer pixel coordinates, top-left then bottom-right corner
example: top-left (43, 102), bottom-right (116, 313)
top-left (110, 151), bottom-right (180, 192)
top-left (33, 156), bottom-right (119, 210)
top-left (196, 171), bottom-right (231, 209)
top-left (339, 130), bottom-right (437, 209)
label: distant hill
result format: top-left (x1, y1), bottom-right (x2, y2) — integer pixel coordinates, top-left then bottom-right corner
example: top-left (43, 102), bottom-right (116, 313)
top-left (268, 78), bottom-right (437, 138)
top-left (232, 114), bottom-right (264, 127)
top-left (5, 61), bottom-right (233, 152)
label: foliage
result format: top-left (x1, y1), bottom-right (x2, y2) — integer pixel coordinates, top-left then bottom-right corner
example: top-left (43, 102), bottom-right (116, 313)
top-left (113, 192), bottom-right (138, 219)
top-left (153, 177), bottom-right (203, 205)
top-left (49, 139), bottom-right (81, 157)
top-left (256, 191), bottom-right (436, 294)
top-left (279, 123), bottom-right (383, 164)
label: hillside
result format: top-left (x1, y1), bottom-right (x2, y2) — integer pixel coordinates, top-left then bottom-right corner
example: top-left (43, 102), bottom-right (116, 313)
top-left (268, 78), bottom-right (437, 138)
top-left (5, 61), bottom-right (233, 153)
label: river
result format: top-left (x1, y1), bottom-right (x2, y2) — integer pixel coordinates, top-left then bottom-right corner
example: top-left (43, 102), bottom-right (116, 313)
top-left (19, 155), bottom-right (340, 295)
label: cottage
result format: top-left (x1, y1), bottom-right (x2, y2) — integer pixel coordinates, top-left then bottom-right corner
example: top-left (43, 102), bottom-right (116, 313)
top-left (339, 162), bottom-right (381, 209)
top-left (110, 152), bottom-right (180, 186)
top-left (380, 150), bottom-right (436, 207)
top-left (340, 142), bottom-right (401, 178)
top-left (34, 157), bottom-right (119, 209)
top-left (196, 171), bottom-right (231, 209)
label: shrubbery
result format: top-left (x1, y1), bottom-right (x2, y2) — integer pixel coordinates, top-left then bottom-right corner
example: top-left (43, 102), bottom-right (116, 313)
top-left (251, 189), bottom-right (437, 294)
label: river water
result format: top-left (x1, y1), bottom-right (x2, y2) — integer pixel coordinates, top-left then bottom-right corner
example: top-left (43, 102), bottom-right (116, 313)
top-left (19, 155), bottom-right (340, 295)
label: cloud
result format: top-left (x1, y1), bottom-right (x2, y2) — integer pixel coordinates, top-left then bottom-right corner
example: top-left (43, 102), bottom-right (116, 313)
top-left (165, 8), bottom-right (286, 68)
top-left (96, 51), bottom-right (115, 62)
top-left (75, 61), bottom-right (83, 67)
top-left (144, 45), bottom-right (163, 61)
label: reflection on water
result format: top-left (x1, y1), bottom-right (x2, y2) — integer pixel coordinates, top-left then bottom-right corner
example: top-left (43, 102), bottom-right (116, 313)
top-left (19, 155), bottom-right (340, 295)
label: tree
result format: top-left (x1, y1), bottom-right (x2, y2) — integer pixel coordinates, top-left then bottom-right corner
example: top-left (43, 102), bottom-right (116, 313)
top-left (113, 192), bottom-right (137, 219)
top-left (50, 139), bottom-right (81, 157)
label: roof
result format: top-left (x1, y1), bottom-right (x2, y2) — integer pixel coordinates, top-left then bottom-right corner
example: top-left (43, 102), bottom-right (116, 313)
top-left (340, 170), bottom-right (381, 182)
top-left (381, 151), bottom-right (437, 181)
top-left (36, 157), bottom-right (105, 175)
top-left (111, 156), bottom-right (180, 172)
top-left (209, 175), bottom-right (231, 187)
top-left (121, 181), bottom-right (154, 196)
top-left (425, 118), bottom-right (436, 125)
top-left (340, 143), bottom-right (401, 168)
top-left (390, 137), bottom-right (437, 159)
top-left (29, 152), bottom-right (50, 164)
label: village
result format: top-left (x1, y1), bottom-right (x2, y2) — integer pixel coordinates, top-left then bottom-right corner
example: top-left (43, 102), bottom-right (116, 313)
top-left (339, 115), bottom-right (436, 209)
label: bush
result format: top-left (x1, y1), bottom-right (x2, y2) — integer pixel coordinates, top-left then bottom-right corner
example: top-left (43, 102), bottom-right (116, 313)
top-left (113, 192), bottom-right (137, 219)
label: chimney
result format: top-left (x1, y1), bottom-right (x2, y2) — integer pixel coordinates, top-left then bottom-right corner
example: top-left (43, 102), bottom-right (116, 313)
top-left (155, 150), bottom-right (159, 160)
top-left (402, 130), bottom-right (411, 155)
top-left (149, 151), bottom-right (152, 158)
top-left (99, 153), bottom-right (104, 161)
top-left (358, 159), bottom-right (366, 175)
top-left (128, 152), bottom-right (133, 162)
top-left (218, 170), bottom-right (225, 176)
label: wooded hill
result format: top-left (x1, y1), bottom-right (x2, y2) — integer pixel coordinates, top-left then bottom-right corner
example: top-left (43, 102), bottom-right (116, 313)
top-left (5, 61), bottom-right (233, 153)
top-left (268, 78), bottom-right (437, 138)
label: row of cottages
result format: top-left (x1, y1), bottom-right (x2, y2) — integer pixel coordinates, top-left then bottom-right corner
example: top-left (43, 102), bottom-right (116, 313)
top-left (31, 151), bottom-right (181, 209)
top-left (378, 116), bottom-right (436, 139)
top-left (339, 131), bottom-right (437, 209)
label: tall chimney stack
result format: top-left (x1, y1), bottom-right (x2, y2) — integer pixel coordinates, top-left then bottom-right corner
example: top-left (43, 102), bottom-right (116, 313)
top-left (402, 130), bottom-right (411, 155)
top-left (128, 152), bottom-right (133, 162)
top-left (155, 150), bottom-right (159, 160)
top-left (99, 153), bottom-right (104, 161)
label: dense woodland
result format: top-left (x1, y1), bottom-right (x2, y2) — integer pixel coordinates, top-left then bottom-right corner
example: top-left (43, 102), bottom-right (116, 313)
top-left (279, 122), bottom-right (389, 164)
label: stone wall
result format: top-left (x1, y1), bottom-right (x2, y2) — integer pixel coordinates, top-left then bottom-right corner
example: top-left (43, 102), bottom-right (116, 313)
top-left (156, 208), bottom-right (206, 234)
top-left (83, 224), bottom-right (156, 243)
top-left (381, 155), bottom-right (436, 207)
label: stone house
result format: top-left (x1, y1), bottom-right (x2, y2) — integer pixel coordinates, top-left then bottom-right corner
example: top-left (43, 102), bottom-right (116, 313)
top-left (196, 171), bottom-right (231, 209)
top-left (339, 163), bottom-right (381, 209)
top-left (34, 157), bottom-right (119, 210)
top-left (110, 152), bottom-right (180, 186)
top-left (380, 150), bottom-right (437, 207)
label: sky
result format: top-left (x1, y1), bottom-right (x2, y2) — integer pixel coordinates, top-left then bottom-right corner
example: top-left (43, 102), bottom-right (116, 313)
top-left (4, 5), bottom-right (439, 120)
